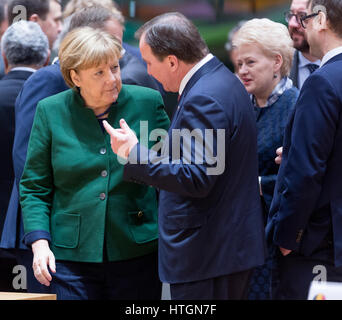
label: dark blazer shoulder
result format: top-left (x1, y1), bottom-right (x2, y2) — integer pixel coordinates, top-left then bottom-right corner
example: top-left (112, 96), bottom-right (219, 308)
top-left (37, 62), bottom-right (62, 76)
top-left (37, 88), bottom-right (74, 109)
top-left (122, 83), bottom-right (159, 94)
top-left (0, 70), bottom-right (33, 82)
top-left (301, 55), bottom-right (342, 95)
top-left (182, 57), bottom-right (232, 99)
top-left (120, 52), bottom-right (158, 90)
top-left (319, 53), bottom-right (342, 79)
top-left (0, 71), bottom-right (33, 108)
top-left (184, 56), bottom-right (251, 113)
top-left (121, 84), bottom-right (162, 103)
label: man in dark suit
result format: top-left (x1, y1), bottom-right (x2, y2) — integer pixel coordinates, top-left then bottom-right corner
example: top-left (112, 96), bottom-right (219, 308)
top-left (0, 20), bottom-right (49, 291)
top-left (103, 12), bottom-right (266, 300)
top-left (286, 0), bottom-right (320, 89)
top-left (267, 0), bottom-right (342, 299)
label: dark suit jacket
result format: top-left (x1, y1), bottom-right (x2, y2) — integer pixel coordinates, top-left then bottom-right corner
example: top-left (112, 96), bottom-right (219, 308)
top-left (289, 50), bottom-right (300, 89)
top-left (124, 57), bottom-right (266, 283)
top-left (123, 42), bottom-right (142, 61)
top-left (0, 70), bottom-right (33, 242)
top-left (120, 51), bottom-right (159, 90)
top-left (266, 53), bottom-right (342, 267)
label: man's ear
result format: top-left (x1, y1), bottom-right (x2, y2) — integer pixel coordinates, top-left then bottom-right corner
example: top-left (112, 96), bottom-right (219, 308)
top-left (168, 55), bottom-right (178, 71)
top-left (28, 14), bottom-right (39, 23)
top-left (315, 10), bottom-right (328, 31)
top-left (70, 69), bottom-right (81, 87)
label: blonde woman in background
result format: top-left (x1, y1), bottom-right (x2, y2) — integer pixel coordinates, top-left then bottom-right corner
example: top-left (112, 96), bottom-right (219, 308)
top-left (234, 18), bottom-right (299, 300)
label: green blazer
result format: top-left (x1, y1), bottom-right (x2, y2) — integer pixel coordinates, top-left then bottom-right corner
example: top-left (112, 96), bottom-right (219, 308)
top-left (20, 85), bottom-right (170, 263)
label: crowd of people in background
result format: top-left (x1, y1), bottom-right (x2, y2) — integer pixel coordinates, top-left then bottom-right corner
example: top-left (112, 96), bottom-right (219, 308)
top-left (0, 0), bottom-right (341, 300)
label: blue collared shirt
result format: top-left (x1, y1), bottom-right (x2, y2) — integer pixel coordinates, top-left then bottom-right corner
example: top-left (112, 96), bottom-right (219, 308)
top-left (298, 52), bottom-right (320, 89)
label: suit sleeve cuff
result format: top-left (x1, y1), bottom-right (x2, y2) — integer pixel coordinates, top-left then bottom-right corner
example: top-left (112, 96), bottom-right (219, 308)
top-left (23, 231), bottom-right (51, 247)
top-left (272, 221), bottom-right (302, 252)
top-left (123, 144), bottom-right (148, 184)
top-left (127, 143), bottom-right (150, 164)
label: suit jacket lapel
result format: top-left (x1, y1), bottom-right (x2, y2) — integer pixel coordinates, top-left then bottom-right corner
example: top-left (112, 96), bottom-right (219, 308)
top-left (170, 57), bottom-right (222, 127)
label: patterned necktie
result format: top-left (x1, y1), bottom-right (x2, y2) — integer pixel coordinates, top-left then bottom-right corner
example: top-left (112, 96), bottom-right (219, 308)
top-left (306, 63), bottom-right (319, 74)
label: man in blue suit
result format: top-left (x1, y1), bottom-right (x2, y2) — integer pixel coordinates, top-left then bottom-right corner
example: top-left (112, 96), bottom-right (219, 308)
top-left (103, 12), bottom-right (266, 300)
top-left (266, 0), bottom-right (342, 299)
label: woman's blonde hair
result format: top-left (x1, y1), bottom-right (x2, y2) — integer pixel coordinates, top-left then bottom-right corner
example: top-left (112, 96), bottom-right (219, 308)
top-left (233, 18), bottom-right (294, 77)
top-left (59, 27), bottom-right (122, 88)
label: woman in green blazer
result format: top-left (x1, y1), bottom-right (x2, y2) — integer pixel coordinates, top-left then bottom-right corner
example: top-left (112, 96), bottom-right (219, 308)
top-left (19, 27), bottom-right (170, 299)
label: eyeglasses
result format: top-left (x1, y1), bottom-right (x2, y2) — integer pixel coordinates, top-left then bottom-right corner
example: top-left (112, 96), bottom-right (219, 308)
top-left (300, 12), bottom-right (320, 29)
top-left (284, 11), bottom-right (307, 25)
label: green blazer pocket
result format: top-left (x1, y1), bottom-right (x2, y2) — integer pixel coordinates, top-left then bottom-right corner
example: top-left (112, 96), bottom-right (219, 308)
top-left (128, 209), bottom-right (158, 244)
top-left (51, 213), bottom-right (81, 249)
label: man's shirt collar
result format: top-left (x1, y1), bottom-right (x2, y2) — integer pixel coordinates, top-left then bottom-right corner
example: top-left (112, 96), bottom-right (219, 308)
top-left (179, 53), bottom-right (214, 96)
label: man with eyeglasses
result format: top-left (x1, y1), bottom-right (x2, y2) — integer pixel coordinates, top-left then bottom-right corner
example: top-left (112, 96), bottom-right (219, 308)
top-left (274, 0), bottom-right (321, 188)
top-left (267, 0), bottom-right (342, 299)
top-left (286, 0), bottom-right (320, 89)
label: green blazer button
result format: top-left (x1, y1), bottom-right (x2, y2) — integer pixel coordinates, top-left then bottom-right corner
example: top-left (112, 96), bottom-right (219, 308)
top-left (138, 211), bottom-right (144, 218)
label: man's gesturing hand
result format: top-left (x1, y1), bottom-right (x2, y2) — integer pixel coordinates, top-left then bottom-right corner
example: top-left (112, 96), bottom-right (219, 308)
top-left (103, 119), bottom-right (138, 159)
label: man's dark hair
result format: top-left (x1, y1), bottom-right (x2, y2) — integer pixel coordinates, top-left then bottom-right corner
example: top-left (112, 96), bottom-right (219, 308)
top-left (0, 0), bottom-right (7, 24)
top-left (135, 12), bottom-right (209, 64)
top-left (7, 0), bottom-right (54, 25)
top-left (69, 5), bottom-right (123, 32)
top-left (309, 0), bottom-right (342, 37)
